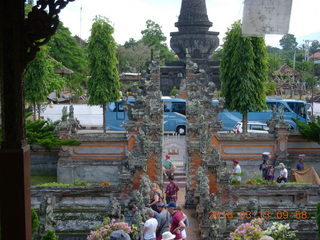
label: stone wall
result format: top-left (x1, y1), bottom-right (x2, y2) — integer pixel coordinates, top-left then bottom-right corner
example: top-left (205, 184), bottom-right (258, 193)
top-left (31, 146), bottom-right (60, 176)
top-left (57, 132), bottom-right (128, 185)
top-left (224, 185), bottom-right (319, 240)
top-left (31, 186), bottom-right (130, 240)
top-left (213, 132), bottom-right (320, 181)
top-left (195, 168), bottom-right (319, 240)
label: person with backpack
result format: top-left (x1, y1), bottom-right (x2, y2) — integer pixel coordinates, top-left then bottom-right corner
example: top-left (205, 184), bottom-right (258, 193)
top-left (156, 202), bottom-right (171, 240)
top-left (162, 155), bottom-right (176, 178)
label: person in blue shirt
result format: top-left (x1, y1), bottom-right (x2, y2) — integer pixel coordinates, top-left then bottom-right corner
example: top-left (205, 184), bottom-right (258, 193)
top-left (296, 154), bottom-right (305, 170)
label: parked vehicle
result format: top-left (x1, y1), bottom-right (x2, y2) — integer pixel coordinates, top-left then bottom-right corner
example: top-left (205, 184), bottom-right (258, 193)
top-left (216, 98), bottom-right (310, 130)
top-left (232, 121), bottom-right (269, 133)
top-left (106, 97), bottom-right (187, 134)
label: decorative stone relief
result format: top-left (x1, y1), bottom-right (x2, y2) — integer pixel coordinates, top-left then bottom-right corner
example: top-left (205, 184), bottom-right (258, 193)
top-left (123, 55), bottom-right (163, 186)
top-left (37, 195), bottom-right (56, 238)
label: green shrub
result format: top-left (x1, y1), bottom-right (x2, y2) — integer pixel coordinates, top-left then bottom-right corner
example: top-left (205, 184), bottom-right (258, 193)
top-left (37, 182), bottom-right (73, 187)
top-left (31, 208), bottom-right (39, 237)
top-left (40, 229), bottom-right (58, 240)
top-left (317, 202), bottom-right (320, 237)
top-left (74, 179), bottom-right (91, 186)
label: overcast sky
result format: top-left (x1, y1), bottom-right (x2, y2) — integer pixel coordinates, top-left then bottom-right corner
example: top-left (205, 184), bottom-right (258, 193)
top-left (59, 0), bottom-right (320, 48)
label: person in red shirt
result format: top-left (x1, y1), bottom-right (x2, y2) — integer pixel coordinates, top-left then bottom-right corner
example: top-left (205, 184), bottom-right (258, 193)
top-left (165, 202), bottom-right (185, 240)
top-left (165, 175), bottom-right (179, 203)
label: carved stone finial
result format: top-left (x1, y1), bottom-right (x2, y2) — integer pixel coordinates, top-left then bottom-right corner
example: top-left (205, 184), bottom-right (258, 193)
top-left (24, 0), bottom-right (75, 65)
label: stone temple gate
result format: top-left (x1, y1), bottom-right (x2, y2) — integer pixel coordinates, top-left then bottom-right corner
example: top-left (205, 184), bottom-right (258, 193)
top-left (124, 0), bottom-right (226, 207)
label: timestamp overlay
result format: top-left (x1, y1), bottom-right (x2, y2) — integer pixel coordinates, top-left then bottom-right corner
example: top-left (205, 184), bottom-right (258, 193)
top-left (208, 210), bottom-right (311, 220)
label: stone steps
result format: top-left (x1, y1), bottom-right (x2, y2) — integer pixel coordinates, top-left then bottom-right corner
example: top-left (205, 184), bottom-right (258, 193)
top-left (164, 165), bottom-right (187, 188)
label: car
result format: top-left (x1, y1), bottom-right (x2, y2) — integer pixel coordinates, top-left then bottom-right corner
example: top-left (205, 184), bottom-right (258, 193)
top-left (233, 121), bottom-right (269, 133)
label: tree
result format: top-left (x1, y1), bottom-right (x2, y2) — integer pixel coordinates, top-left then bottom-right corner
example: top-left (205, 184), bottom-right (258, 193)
top-left (141, 19), bottom-right (176, 64)
top-left (279, 34), bottom-right (297, 62)
top-left (220, 21), bottom-right (267, 133)
top-left (310, 40), bottom-right (320, 55)
top-left (293, 117), bottom-right (320, 143)
top-left (47, 22), bottom-right (88, 95)
top-left (24, 46), bottom-right (64, 120)
top-left (87, 16), bottom-right (120, 133)
top-left (280, 34), bottom-right (297, 52)
top-left (118, 41), bottom-right (151, 73)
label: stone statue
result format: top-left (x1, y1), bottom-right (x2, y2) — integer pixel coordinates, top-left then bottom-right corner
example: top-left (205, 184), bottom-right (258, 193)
top-left (110, 197), bottom-right (122, 220)
top-left (61, 106), bottom-right (68, 122)
top-left (272, 104), bottom-right (277, 120)
top-left (279, 105), bottom-right (284, 121)
top-left (37, 195), bottom-right (56, 238)
top-left (139, 174), bottom-right (151, 206)
top-left (69, 105), bottom-right (74, 119)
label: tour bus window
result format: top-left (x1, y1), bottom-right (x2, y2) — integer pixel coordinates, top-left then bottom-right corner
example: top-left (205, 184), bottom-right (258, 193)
top-left (278, 103), bottom-right (290, 112)
top-left (266, 102), bottom-right (276, 111)
top-left (172, 102), bottom-right (186, 115)
top-left (117, 102), bottom-right (124, 112)
top-left (164, 102), bottom-right (171, 112)
top-left (108, 102), bottom-right (116, 112)
top-left (297, 103), bottom-right (306, 118)
top-left (287, 102), bottom-right (296, 113)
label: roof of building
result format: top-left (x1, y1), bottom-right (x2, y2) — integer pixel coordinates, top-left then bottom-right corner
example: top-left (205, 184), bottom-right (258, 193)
top-left (310, 51), bottom-right (320, 60)
top-left (48, 55), bottom-right (74, 74)
top-left (272, 64), bottom-right (301, 77)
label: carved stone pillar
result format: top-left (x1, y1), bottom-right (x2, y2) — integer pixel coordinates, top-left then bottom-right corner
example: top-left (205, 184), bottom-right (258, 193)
top-left (185, 52), bottom-right (223, 208)
top-left (123, 57), bottom-right (163, 189)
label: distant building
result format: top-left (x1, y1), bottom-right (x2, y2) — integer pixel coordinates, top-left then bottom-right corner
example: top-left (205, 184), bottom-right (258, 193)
top-left (310, 51), bottom-right (320, 61)
top-left (74, 35), bottom-right (86, 47)
top-left (119, 72), bottom-right (142, 85)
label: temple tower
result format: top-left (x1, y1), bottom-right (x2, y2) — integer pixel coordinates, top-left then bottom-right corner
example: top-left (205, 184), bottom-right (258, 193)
top-left (170, 0), bottom-right (219, 66)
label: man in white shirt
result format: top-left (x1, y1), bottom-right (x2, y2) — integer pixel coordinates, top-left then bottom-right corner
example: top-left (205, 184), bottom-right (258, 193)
top-left (144, 208), bottom-right (158, 240)
top-left (230, 159), bottom-right (242, 182)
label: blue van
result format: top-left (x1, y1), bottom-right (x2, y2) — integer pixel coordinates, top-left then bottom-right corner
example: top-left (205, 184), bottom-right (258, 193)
top-left (106, 97), bottom-right (187, 134)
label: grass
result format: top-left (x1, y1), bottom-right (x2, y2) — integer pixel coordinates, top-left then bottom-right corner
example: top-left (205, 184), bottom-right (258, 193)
top-left (31, 175), bottom-right (94, 187)
top-left (31, 175), bottom-right (57, 186)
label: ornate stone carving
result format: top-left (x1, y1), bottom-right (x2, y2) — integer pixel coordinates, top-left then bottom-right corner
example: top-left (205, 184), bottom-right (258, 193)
top-left (124, 58), bottom-right (163, 185)
top-left (37, 195), bottom-right (56, 237)
top-left (139, 174), bottom-right (151, 206)
top-left (24, 0), bottom-right (75, 65)
top-left (170, 0), bottom-right (219, 64)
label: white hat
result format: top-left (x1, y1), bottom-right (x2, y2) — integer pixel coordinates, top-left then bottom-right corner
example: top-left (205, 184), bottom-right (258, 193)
top-left (262, 152), bottom-right (270, 155)
top-left (278, 163), bottom-right (285, 169)
top-left (162, 231), bottom-right (176, 240)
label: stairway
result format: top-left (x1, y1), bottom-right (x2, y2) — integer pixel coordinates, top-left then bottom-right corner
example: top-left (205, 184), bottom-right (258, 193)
top-left (163, 165), bottom-right (187, 188)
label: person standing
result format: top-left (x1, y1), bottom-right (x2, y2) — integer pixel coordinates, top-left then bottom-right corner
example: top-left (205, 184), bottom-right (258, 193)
top-left (143, 208), bottom-right (158, 240)
top-left (296, 154), bottom-right (305, 170)
top-left (165, 175), bottom-right (179, 203)
top-left (230, 159), bottom-right (241, 182)
top-left (165, 202), bottom-right (185, 240)
top-left (162, 155), bottom-right (176, 178)
top-left (156, 203), bottom-right (170, 240)
top-left (148, 183), bottom-right (164, 212)
top-left (175, 206), bottom-right (188, 240)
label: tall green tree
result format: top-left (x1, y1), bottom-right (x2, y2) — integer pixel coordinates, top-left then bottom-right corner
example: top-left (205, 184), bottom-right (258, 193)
top-left (87, 16), bottom-right (120, 132)
top-left (47, 22), bottom-right (88, 95)
top-left (24, 46), bottom-right (64, 120)
top-left (220, 21), bottom-right (268, 133)
top-left (141, 19), bottom-right (176, 64)
top-left (279, 34), bottom-right (297, 63)
top-left (118, 41), bottom-right (151, 73)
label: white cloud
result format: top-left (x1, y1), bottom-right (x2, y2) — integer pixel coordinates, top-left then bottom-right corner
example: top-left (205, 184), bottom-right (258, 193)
top-left (59, 0), bottom-right (320, 48)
